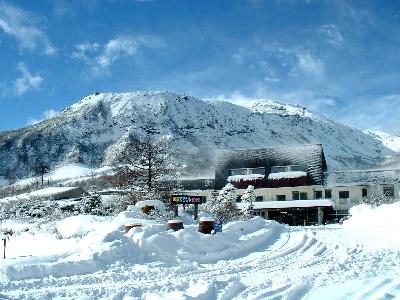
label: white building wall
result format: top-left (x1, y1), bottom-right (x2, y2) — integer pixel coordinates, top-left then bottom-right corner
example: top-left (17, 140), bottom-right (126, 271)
top-left (181, 183), bottom-right (400, 215)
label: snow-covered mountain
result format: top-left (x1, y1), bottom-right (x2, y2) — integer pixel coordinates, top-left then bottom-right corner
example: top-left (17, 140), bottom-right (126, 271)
top-left (0, 91), bottom-right (397, 179)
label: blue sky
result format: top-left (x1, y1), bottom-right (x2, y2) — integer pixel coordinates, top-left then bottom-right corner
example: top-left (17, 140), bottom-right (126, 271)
top-left (0, 0), bottom-right (399, 134)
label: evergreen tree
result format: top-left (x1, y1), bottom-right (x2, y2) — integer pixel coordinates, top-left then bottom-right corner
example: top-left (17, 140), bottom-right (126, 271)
top-left (202, 183), bottom-right (240, 223)
top-left (241, 185), bottom-right (255, 219)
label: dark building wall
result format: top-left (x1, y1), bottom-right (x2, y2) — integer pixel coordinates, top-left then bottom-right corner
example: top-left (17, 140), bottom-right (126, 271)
top-left (181, 178), bottom-right (215, 190)
top-left (214, 144), bottom-right (327, 190)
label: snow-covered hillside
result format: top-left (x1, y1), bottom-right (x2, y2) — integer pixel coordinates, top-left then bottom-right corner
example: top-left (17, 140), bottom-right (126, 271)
top-left (1, 204), bottom-right (400, 299)
top-left (0, 91), bottom-right (396, 179)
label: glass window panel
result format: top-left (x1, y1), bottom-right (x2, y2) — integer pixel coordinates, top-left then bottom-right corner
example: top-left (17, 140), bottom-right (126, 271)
top-left (325, 190), bottom-right (332, 199)
top-left (249, 168), bottom-right (265, 175)
top-left (290, 165), bottom-right (307, 172)
top-left (314, 191), bottom-right (323, 199)
top-left (276, 195), bottom-right (286, 201)
top-left (255, 196), bottom-right (264, 202)
top-left (230, 168), bottom-right (246, 176)
top-left (271, 166), bottom-right (287, 173)
top-left (300, 192), bottom-right (308, 200)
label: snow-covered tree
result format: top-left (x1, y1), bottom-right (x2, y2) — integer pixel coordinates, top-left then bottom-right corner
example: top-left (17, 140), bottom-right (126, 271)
top-left (364, 185), bottom-right (398, 206)
top-left (113, 123), bottom-right (177, 200)
top-left (241, 185), bottom-right (255, 220)
top-left (202, 183), bottom-right (240, 223)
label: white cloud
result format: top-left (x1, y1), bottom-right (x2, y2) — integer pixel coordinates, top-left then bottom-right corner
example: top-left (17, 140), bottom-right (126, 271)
top-left (295, 52), bottom-right (324, 77)
top-left (319, 24), bottom-right (344, 47)
top-left (215, 90), bottom-right (258, 106)
top-left (95, 37), bottom-right (138, 73)
top-left (0, 1), bottom-right (56, 55)
top-left (72, 35), bottom-right (164, 76)
top-left (14, 63), bottom-right (44, 95)
top-left (27, 109), bottom-right (58, 126)
top-left (71, 42), bottom-right (100, 62)
top-left (308, 97), bottom-right (336, 111)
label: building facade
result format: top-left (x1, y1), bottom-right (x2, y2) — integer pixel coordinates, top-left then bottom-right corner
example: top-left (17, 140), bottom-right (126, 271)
top-left (181, 144), bottom-right (400, 225)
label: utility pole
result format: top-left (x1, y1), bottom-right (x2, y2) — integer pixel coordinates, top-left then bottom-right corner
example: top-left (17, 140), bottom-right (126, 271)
top-left (38, 165), bottom-right (49, 188)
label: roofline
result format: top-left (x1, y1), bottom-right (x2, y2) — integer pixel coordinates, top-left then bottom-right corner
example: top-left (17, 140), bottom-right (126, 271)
top-left (218, 143), bottom-right (323, 153)
top-left (325, 168), bottom-right (400, 174)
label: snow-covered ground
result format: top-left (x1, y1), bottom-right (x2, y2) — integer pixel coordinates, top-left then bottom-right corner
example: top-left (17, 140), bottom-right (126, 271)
top-left (0, 204), bottom-right (400, 299)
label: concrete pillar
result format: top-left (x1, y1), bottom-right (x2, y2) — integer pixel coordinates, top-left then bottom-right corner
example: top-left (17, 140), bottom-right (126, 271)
top-left (317, 207), bottom-right (324, 225)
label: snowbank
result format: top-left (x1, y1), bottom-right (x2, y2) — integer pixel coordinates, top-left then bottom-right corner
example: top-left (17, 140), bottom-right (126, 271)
top-left (49, 165), bottom-right (93, 180)
top-left (343, 202), bottom-right (400, 231)
top-left (0, 216), bottom-right (283, 281)
top-left (227, 174), bottom-right (264, 182)
top-left (136, 200), bottom-right (166, 213)
top-left (138, 217), bottom-right (283, 263)
top-left (268, 171), bottom-right (307, 180)
top-left (342, 202), bottom-right (400, 248)
top-left (57, 215), bottom-right (108, 238)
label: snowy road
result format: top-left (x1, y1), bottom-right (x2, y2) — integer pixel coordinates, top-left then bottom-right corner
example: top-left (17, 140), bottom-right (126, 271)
top-left (1, 212), bottom-right (400, 299)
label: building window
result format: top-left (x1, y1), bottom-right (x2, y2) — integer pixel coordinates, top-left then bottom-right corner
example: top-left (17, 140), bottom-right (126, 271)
top-left (314, 191), bottom-right (323, 199)
top-left (291, 165), bottom-right (307, 172)
top-left (383, 185), bottom-right (395, 197)
top-left (300, 192), bottom-right (308, 200)
top-left (325, 189), bottom-right (332, 199)
top-left (230, 168), bottom-right (247, 176)
top-left (236, 196), bottom-right (242, 203)
top-left (230, 167), bottom-right (265, 176)
top-left (339, 191), bottom-right (350, 199)
top-left (271, 166), bottom-right (287, 173)
top-left (292, 191), bottom-right (300, 200)
top-left (249, 167), bottom-right (265, 175)
top-left (271, 165), bottom-right (307, 173)
top-left (276, 195), bottom-right (286, 201)
top-left (255, 196), bottom-right (264, 202)
top-left (362, 188), bottom-right (367, 198)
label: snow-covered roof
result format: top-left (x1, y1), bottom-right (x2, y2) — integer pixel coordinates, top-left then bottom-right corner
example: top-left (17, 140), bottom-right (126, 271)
top-left (215, 144), bottom-right (326, 189)
top-left (135, 200), bottom-right (166, 212)
top-left (324, 169), bottom-right (400, 186)
top-left (268, 171), bottom-right (307, 180)
top-left (237, 199), bottom-right (334, 210)
top-left (227, 174), bottom-right (265, 182)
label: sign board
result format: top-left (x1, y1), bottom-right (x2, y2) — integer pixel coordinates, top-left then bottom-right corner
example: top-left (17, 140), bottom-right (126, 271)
top-left (213, 221), bottom-right (222, 233)
top-left (171, 195), bottom-right (204, 205)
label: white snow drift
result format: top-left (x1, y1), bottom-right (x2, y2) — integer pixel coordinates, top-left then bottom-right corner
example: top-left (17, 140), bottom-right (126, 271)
top-left (0, 203), bottom-right (399, 299)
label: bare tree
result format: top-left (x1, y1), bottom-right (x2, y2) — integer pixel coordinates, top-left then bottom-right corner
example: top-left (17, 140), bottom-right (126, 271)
top-left (114, 125), bottom-right (176, 199)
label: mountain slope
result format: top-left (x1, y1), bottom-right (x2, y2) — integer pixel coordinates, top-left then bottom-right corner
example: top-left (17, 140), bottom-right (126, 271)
top-left (0, 91), bottom-right (395, 179)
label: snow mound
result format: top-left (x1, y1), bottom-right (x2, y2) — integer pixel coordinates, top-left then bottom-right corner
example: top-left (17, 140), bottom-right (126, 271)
top-left (57, 215), bottom-right (107, 238)
top-left (227, 174), bottom-right (265, 182)
top-left (268, 171), bottom-right (307, 180)
top-left (1, 228), bottom-right (147, 281)
top-left (136, 200), bottom-right (166, 213)
top-left (137, 217), bottom-right (283, 263)
top-left (343, 202), bottom-right (400, 231)
top-left (49, 164), bottom-right (93, 180)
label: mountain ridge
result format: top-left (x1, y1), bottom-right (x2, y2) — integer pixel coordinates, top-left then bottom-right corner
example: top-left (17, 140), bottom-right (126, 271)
top-left (0, 91), bottom-right (397, 180)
